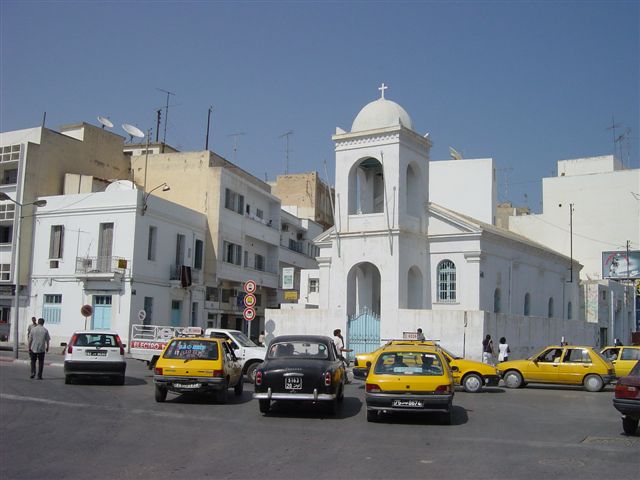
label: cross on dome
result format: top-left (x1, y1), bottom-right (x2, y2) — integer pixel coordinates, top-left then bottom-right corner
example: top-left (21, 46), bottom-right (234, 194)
top-left (378, 83), bottom-right (388, 99)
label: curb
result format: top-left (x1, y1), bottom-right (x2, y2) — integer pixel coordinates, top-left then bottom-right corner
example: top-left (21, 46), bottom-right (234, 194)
top-left (0, 357), bottom-right (64, 367)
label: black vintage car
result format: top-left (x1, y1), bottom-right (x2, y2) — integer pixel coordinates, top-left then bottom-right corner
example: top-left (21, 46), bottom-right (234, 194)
top-left (253, 335), bottom-right (346, 415)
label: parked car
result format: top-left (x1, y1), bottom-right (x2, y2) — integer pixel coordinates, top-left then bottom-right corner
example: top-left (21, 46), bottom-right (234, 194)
top-left (613, 360), bottom-right (640, 435)
top-left (253, 335), bottom-right (346, 415)
top-left (63, 330), bottom-right (126, 385)
top-left (601, 345), bottom-right (640, 378)
top-left (204, 328), bottom-right (267, 382)
top-left (365, 345), bottom-right (455, 423)
top-left (498, 345), bottom-right (614, 392)
top-left (153, 336), bottom-right (243, 403)
top-left (354, 340), bottom-right (499, 393)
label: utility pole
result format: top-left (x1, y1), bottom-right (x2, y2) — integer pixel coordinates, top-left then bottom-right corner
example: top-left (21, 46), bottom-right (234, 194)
top-left (157, 88), bottom-right (176, 151)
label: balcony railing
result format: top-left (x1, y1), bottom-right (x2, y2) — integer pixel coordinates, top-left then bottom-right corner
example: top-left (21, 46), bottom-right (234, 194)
top-left (75, 256), bottom-right (128, 274)
top-left (170, 264), bottom-right (202, 286)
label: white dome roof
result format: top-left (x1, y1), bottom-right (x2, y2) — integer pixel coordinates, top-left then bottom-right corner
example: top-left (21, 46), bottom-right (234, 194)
top-left (351, 98), bottom-right (413, 132)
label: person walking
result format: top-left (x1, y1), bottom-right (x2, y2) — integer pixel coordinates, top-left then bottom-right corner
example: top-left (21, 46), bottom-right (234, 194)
top-left (27, 318), bottom-right (50, 380)
top-left (498, 337), bottom-right (510, 362)
top-left (333, 328), bottom-right (353, 383)
top-left (416, 328), bottom-right (426, 341)
top-left (258, 330), bottom-right (266, 346)
top-left (482, 334), bottom-right (494, 365)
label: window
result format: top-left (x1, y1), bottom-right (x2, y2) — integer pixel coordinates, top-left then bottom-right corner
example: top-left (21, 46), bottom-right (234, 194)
top-left (43, 294), bottom-right (62, 324)
top-left (206, 287), bottom-right (219, 302)
top-left (0, 264), bottom-right (10, 281)
top-left (565, 348), bottom-right (592, 364)
top-left (621, 348), bottom-right (640, 361)
top-left (194, 239), bottom-right (203, 269)
top-left (256, 208), bottom-right (264, 219)
top-left (567, 301), bottom-right (573, 320)
top-left (171, 300), bottom-right (182, 327)
top-left (175, 234), bottom-right (185, 266)
top-left (1, 144), bottom-right (21, 162)
top-left (601, 291), bottom-right (606, 301)
top-left (437, 260), bottom-right (456, 302)
top-left (49, 225), bottom-right (64, 259)
top-left (2, 169), bottom-right (18, 185)
top-left (0, 225), bottom-right (12, 244)
top-left (548, 297), bottom-right (554, 318)
top-left (221, 289), bottom-right (231, 303)
top-left (309, 278), bottom-right (319, 293)
top-left (224, 188), bottom-right (244, 214)
top-left (147, 226), bottom-right (157, 261)
top-left (223, 241), bottom-right (242, 266)
top-left (0, 203), bottom-right (15, 220)
top-left (1, 306), bottom-right (10, 323)
top-left (493, 288), bottom-right (501, 313)
top-left (524, 293), bottom-right (531, 316)
top-left (255, 254), bottom-right (265, 271)
top-left (143, 297), bottom-right (153, 326)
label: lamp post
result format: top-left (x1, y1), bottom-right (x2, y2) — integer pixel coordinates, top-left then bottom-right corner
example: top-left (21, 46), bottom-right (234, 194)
top-left (142, 183), bottom-right (170, 215)
top-left (0, 192), bottom-right (47, 359)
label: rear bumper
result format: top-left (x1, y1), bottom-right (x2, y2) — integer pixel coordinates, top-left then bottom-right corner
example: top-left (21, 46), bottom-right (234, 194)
top-left (613, 398), bottom-right (640, 418)
top-left (64, 361), bottom-right (126, 376)
top-left (253, 387), bottom-right (336, 402)
top-left (366, 392), bottom-right (453, 413)
top-left (154, 375), bottom-right (226, 393)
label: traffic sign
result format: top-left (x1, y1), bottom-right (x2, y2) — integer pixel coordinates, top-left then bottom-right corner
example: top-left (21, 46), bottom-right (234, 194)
top-left (244, 280), bottom-right (256, 294)
top-left (243, 307), bottom-right (256, 322)
top-left (138, 309), bottom-right (146, 322)
top-left (80, 304), bottom-right (93, 317)
top-left (243, 293), bottom-right (256, 307)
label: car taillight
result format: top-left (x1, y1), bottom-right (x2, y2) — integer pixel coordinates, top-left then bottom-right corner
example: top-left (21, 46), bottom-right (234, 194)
top-left (615, 383), bottom-right (640, 399)
top-left (435, 385), bottom-right (452, 394)
top-left (366, 383), bottom-right (381, 393)
top-left (255, 371), bottom-right (263, 385)
top-left (115, 335), bottom-right (125, 355)
top-left (67, 335), bottom-right (77, 354)
top-left (154, 367), bottom-right (163, 375)
top-left (212, 370), bottom-right (224, 377)
top-left (324, 372), bottom-right (331, 386)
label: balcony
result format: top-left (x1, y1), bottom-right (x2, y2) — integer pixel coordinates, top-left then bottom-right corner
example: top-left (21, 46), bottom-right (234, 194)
top-left (169, 264), bottom-right (201, 288)
top-left (75, 256), bottom-right (127, 281)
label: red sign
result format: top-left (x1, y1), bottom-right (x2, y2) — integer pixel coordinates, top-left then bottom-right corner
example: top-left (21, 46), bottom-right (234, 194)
top-left (243, 293), bottom-right (256, 307)
top-left (243, 307), bottom-right (256, 322)
top-left (244, 280), bottom-right (256, 294)
top-left (80, 304), bottom-right (93, 317)
top-left (129, 340), bottom-right (167, 351)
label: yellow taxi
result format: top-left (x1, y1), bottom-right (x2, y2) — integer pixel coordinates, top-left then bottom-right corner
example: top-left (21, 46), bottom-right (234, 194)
top-left (365, 345), bottom-right (455, 423)
top-left (153, 335), bottom-right (243, 403)
top-left (354, 340), bottom-right (499, 393)
top-left (601, 345), bottom-right (640, 378)
top-left (497, 345), bottom-right (614, 392)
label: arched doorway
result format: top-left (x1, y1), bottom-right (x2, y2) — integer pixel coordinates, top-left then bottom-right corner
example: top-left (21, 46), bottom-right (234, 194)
top-left (407, 266), bottom-right (423, 309)
top-left (348, 157), bottom-right (384, 215)
top-left (347, 262), bottom-right (381, 357)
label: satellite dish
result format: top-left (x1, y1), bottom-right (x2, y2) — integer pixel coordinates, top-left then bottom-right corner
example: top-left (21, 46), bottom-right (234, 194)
top-left (97, 116), bottom-right (114, 129)
top-left (122, 123), bottom-right (145, 142)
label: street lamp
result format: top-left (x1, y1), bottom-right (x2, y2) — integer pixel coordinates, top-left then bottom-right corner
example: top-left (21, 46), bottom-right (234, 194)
top-left (142, 183), bottom-right (170, 215)
top-left (0, 192), bottom-right (47, 359)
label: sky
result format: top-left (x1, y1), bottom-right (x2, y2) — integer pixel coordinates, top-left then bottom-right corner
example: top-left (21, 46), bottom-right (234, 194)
top-left (1, 1), bottom-right (638, 213)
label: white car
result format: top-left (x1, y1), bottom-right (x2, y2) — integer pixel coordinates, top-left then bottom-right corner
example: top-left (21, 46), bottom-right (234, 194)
top-left (204, 328), bottom-right (267, 382)
top-left (64, 331), bottom-right (127, 385)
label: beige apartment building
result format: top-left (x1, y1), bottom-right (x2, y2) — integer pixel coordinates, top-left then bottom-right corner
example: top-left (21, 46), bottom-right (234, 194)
top-left (270, 172), bottom-right (334, 230)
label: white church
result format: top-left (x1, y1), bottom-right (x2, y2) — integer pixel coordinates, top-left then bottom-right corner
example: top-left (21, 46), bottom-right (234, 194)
top-left (266, 85), bottom-right (598, 361)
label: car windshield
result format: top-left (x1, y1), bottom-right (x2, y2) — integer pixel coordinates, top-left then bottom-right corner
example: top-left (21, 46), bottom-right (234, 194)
top-left (229, 331), bottom-right (259, 348)
top-left (374, 351), bottom-right (444, 376)
top-left (73, 333), bottom-right (118, 347)
top-left (268, 341), bottom-right (329, 359)
top-left (629, 360), bottom-right (640, 376)
top-left (437, 346), bottom-right (460, 360)
top-left (163, 340), bottom-right (218, 360)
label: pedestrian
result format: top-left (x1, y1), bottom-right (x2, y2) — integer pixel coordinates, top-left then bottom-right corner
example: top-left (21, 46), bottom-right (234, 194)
top-left (27, 317), bottom-right (37, 361)
top-left (416, 328), bottom-right (426, 342)
top-left (614, 338), bottom-right (623, 347)
top-left (27, 318), bottom-right (50, 380)
top-left (482, 334), bottom-right (494, 365)
top-left (258, 330), bottom-right (265, 346)
top-left (333, 328), bottom-right (353, 383)
top-left (498, 337), bottom-right (510, 362)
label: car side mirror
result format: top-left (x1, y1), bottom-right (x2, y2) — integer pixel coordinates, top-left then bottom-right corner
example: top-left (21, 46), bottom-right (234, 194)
top-left (451, 366), bottom-right (459, 372)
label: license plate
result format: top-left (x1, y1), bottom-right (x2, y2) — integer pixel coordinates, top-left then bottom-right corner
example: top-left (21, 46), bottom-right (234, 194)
top-left (285, 377), bottom-right (302, 390)
top-left (87, 351), bottom-right (107, 357)
top-left (392, 399), bottom-right (424, 408)
top-left (174, 383), bottom-right (201, 389)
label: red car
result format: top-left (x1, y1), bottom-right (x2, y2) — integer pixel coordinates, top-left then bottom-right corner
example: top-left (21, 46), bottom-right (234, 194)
top-left (613, 359), bottom-right (640, 435)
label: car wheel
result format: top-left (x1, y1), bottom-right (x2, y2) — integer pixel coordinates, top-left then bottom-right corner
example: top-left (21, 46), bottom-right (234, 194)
top-left (366, 409), bottom-right (379, 423)
top-left (234, 375), bottom-right (244, 396)
top-left (217, 381), bottom-right (228, 404)
top-left (155, 385), bottom-right (167, 403)
top-left (115, 375), bottom-right (125, 386)
top-left (504, 370), bottom-right (523, 389)
top-left (462, 373), bottom-right (483, 393)
top-left (622, 416), bottom-right (639, 435)
top-left (338, 384), bottom-right (345, 402)
top-left (443, 407), bottom-right (454, 425)
top-left (259, 400), bottom-right (270, 414)
top-left (245, 362), bottom-right (259, 384)
top-left (583, 374), bottom-right (604, 392)
top-left (64, 375), bottom-right (72, 385)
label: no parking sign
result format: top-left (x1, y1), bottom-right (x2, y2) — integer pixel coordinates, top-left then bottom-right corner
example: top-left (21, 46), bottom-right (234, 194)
top-left (243, 307), bottom-right (256, 322)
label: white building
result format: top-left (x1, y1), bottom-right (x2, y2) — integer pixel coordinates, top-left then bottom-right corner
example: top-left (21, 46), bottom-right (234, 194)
top-left (29, 180), bottom-right (207, 346)
top-left (265, 88), bottom-right (595, 361)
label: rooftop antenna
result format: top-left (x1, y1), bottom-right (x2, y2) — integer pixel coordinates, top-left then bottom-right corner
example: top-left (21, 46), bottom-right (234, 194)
top-left (227, 132), bottom-right (245, 163)
top-left (615, 127), bottom-right (632, 168)
top-left (496, 167), bottom-right (513, 201)
top-left (157, 88), bottom-right (176, 150)
top-left (279, 130), bottom-right (294, 174)
top-left (97, 115), bottom-right (114, 129)
top-left (449, 146), bottom-right (463, 160)
top-left (205, 106), bottom-right (213, 151)
top-left (121, 123), bottom-right (145, 143)
top-left (606, 116), bottom-right (621, 160)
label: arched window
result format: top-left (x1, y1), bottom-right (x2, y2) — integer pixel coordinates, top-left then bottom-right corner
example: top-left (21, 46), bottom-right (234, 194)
top-left (348, 157), bottom-right (384, 215)
top-left (548, 297), bottom-right (554, 318)
top-left (494, 288), bottom-right (501, 313)
top-left (437, 260), bottom-right (456, 303)
top-left (524, 293), bottom-right (531, 316)
top-left (567, 301), bottom-right (573, 320)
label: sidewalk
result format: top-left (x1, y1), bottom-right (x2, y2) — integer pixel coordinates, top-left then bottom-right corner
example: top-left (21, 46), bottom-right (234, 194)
top-left (0, 343), bottom-right (66, 367)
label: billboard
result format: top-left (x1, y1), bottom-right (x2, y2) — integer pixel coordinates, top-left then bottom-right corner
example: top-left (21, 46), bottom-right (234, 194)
top-left (282, 267), bottom-right (295, 289)
top-left (602, 250), bottom-right (640, 279)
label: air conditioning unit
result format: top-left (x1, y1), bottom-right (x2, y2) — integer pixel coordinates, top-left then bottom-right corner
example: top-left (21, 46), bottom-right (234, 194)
top-left (49, 260), bottom-right (59, 269)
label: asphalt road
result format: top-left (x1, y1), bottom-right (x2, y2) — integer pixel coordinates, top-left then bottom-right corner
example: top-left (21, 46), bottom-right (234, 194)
top-left (0, 352), bottom-right (638, 480)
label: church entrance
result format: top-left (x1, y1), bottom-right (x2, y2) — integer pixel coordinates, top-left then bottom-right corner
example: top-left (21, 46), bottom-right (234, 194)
top-left (346, 262), bottom-right (381, 358)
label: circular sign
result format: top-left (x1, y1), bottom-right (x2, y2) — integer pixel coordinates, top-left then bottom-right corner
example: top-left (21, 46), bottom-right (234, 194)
top-left (80, 304), bottom-right (93, 317)
top-left (243, 307), bottom-right (256, 322)
top-left (138, 309), bottom-right (147, 321)
top-left (244, 280), bottom-right (257, 294)
top-left (243, 293), bottom-right (256, 307)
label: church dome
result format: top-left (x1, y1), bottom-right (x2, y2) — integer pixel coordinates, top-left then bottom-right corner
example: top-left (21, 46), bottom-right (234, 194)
top-left (351, 97), bottom-right (413, 132)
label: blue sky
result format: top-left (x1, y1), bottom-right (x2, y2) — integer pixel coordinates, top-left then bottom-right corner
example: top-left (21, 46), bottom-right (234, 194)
top-left (1, 1), bottom-right (638, 212)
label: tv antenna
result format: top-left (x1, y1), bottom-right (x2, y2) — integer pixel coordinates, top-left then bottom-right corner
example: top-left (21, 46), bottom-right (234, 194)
top-left (615, 127), bottom-right (632, 168)
top-left (279, 130), bottom-right (294, 174)
top-left (122, 123), bottom-right (145, 143)
top-left (496, 167), bottom-right (513, 201)
top-left (157, 88), bottom-right (176, 146)
top-left (97, 115), bottom-right (114, 129)
top-left (227, 132), bottom-right (245, 163)
top-left (606, 116), bottom-right (621, 159)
